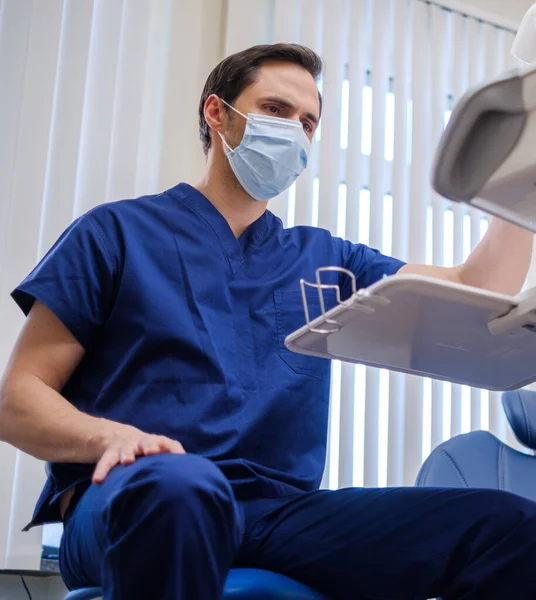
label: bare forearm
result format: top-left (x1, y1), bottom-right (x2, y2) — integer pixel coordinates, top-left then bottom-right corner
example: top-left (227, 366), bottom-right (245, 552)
top-left (0, 374), bottom-right (130, 463)
top-left (458, 219), bottom-right (534, 295)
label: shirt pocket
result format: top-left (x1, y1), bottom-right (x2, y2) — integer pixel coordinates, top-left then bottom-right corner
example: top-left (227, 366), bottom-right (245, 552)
top-left (273, 289), bottom-right (332, 380)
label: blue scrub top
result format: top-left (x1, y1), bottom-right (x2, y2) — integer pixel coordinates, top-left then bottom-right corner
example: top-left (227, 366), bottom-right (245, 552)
top-left (12, 183), bottom-right (404, 527)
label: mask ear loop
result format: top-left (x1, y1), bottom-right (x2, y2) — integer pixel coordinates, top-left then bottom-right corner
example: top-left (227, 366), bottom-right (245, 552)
top-left (220, 98), bottom-right (248, 120)
top-left (217, 98), bottom-right (248, 153)
top-left (217, 131), bottom-right (234, 153)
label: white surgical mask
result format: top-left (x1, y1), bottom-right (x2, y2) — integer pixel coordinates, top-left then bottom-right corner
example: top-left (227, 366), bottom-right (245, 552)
top-left (218, 99), bottom-right (311, 201)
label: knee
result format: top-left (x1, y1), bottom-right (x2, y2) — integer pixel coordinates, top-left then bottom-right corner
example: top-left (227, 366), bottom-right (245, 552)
top-left (111, 453), bottom-right (235, 515)
top-left (465, 489), bottom-right (536, 536)
top-left (477, 489), bottom-right (536, 517)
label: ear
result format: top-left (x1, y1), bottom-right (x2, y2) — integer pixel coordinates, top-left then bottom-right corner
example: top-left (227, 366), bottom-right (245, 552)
top-left (204, 94), bottom-right (227, 135)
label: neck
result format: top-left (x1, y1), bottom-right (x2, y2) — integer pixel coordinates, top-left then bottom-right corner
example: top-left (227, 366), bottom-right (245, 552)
top-left (195, 147), bottom-right (267, 238)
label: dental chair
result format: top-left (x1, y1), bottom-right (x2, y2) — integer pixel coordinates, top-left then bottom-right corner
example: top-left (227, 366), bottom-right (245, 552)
top-left (416, 390), bottom-right (536, 500)
top-left (64, 569), bottom-right (328, 599)
top-left (430, 7), bottom-right (536, 234)
top-left (67, 390), bottom-right (536, 600)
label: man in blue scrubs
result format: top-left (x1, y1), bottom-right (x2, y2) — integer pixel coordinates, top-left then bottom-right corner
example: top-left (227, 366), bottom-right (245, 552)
top-left (1, 43), bottom-right (535, 600)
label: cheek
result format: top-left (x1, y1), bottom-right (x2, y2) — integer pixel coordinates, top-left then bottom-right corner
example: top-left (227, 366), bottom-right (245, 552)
top-left (227, 119), bottom-right (247, 148)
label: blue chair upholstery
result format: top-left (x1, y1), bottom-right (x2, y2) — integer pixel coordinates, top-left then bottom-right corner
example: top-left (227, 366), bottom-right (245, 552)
top-left (502, 389), bottom-right (536, 450)
top-left (224, 569), bottom-right (328, 599)
top-left (416, 390), bottom-right (536, 502)
top-left (64, 568), bottom-right (329, 599)
top-left (64, 590), bottom-right (102, 600)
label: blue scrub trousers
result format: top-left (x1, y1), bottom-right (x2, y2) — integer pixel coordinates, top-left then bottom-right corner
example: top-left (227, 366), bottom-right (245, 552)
top-left (59, 453), bottom-right (536, 600)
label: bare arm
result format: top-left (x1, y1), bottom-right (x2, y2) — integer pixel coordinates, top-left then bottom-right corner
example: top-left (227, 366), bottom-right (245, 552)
top-left (399, 219), bottom-right (534, 296)
top-left (0, 301), bottom-right (184, 482)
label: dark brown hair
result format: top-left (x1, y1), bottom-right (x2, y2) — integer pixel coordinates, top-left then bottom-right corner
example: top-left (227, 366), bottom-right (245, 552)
top-left (198, 43), bottom-right (323, 155)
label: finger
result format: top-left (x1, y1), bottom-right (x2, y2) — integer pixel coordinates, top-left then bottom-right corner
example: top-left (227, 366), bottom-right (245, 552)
top-left (140, 437), bottom-right (161, 456)
top-left (120, 444), bottom-right (137, 465)
top-left (92, 448), bottom-right (120, 484)
top-left (170, 441), bottom-right (186, 454)
top-left (158, 436), bottom-right (186, 454)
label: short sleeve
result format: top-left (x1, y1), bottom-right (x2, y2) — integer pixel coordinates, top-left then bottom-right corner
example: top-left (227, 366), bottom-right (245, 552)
top-left (11, 213), bottom-right (117, 349)
top-left (338, 238), bottom-right (405, 291)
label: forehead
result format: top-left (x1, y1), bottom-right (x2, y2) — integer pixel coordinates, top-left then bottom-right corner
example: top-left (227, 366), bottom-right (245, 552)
top-left (244, 61), bottom-right (320, 116)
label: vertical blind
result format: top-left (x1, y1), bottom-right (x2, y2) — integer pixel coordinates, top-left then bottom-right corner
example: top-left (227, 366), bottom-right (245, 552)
top-left (250, 0), bottom-right (522, 491)
top-left (0, 0), bottom-right (224, 569)
top-left (0, 0), bottom-right (527, 568)
top-left (227, 0), bottom-right (522, 488)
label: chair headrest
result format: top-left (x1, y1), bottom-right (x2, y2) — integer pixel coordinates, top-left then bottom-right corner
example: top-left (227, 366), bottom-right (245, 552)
top-left (502, 390), bottom-right (536, 450)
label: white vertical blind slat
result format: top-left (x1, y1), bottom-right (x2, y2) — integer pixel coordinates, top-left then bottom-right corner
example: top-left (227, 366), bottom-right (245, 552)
top-left (430, 5), bottom-right (450, 452)
top-left (408, 0), bottom-right (430, 264)
top-left (105, 0), bottom-right (153, 203)
top-left (496, 28), bottom-right (507, 80)
top-left (268, 0), bottom-right (302, 225)
top-left (134, 0), bottom-right (174, 196)
top-left (404, 376), bottom-right (424, 485)
top-left (338, 362), bottom-right (356, 488)
top-left (0, 0), bottom-right (36, 377)
top-left (72, 0), bottom-right (123, 218)
top-left (317, 0), bottom-right (348, 233)
top-left (470, 387), bottom-right (482, 432)
top-left (273, 0), bottom-right (301, 42)
top-left (0, 0), bottom-right (81, 569)
top-left (0, 0), bottom-right (63, 293)
top-left (224, 0), bottom-right (273, 57)
top-left (368, 0), bottom-right (390, 249)
top-left (38, 0), bottom-right (94, 257)
top-left (363, 0), bottom-right (392, 488)
top-left (0, 0), bottom-right (32, 266)
top-left (5, 453), bottom-right (45, 569)
top-left (489, 391), bottom-right (507, 443)
top-left (317, 0), bottom-right (349, 489)
top-left (344, 0), bottom-right (369, 243)
top-left (318, 0), bottom-right (349, 233)
top-left (387, 0), bottom-right (412, 487)
top-left (338, 0), bottom-right (370, 489)
top-left (158, 0), bottom-right (224, 192)
top-left (0, 0), bottom-right (65, 569)
top-left (391, 0), bottom-right (412, 263)
top-left (448, 11), bottom-right (469, 438)
top-left (294, 0), bottom-right (323, 227)
top-left (387, 372), bottom-right (406, 486)
top-left (466, 17), bottom-right (487, 432)
top-left (403, 0), bottom-right (432, 485)
top-left (484, 22), bottom-right (500, 80)
top-left (0, 443), bottom-right (17, 568)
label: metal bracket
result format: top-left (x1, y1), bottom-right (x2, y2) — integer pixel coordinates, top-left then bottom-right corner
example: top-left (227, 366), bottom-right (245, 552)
top-left (488, 288), bottom-right (536, 335)
top-left (488, 306), bottom-right (536, 335)
top-left (299, 267), bottom-right (391, 335)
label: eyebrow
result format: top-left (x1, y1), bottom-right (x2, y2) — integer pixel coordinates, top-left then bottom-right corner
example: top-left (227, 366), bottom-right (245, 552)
top-left (262, 96), bottom-right (319, 125)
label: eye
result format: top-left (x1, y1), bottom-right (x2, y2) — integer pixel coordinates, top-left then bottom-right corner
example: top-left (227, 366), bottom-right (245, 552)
top-left (265, 105), bottom-right (281, 115)
top-left (302, 121), bottom-right (313, 133)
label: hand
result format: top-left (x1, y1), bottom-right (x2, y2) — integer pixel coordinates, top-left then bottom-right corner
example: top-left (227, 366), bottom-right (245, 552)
top-left (92, 426), bottom-right (185, 483)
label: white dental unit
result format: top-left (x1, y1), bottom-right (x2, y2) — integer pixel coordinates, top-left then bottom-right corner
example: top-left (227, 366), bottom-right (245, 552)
top-left (433, 5), bottom-right (536, 231)
top-left (285, 4), bottom-right (536, 391)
